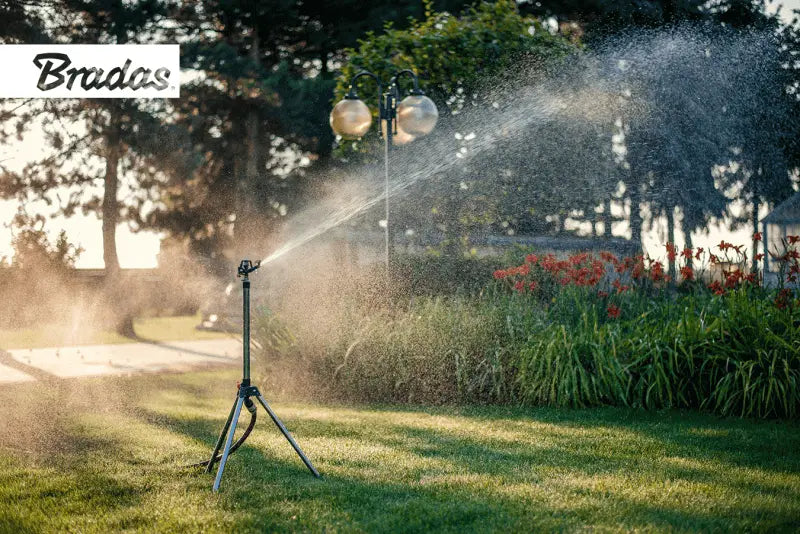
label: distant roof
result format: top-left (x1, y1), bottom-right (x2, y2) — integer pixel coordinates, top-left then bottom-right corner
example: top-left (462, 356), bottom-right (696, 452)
top-left (763, 191), bottom-right (800, 224)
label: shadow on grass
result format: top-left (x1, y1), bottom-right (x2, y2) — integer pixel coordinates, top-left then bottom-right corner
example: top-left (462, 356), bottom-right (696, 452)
top-left (3, 371), bottom-right (800, 532)
top-left (139, 401), bottom-right (800, 532)
top-left (358, 403), bottom-right (800, 474)
top-left (0, 423), bottom-right (145, 533)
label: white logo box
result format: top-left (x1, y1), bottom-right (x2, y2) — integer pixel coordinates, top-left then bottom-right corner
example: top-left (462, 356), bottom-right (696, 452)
top-left (0, 44), bottom-right (180, 98)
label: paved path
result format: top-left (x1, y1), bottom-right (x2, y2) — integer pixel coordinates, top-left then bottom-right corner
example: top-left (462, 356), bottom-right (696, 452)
top-left (0, 338), bottom-right (242, 384)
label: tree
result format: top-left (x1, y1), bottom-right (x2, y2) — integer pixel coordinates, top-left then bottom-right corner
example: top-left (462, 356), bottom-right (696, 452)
top-left (519, 0), bottom-right (709, 41)
top-left (150, 0), bottom-right (477, 272)
top-left (332, 0), bottom-right (579, 254)
top-left (519, 0), bottom-right (798, 264)
top-left (0, 0), bottom-right (49, 44)
top-left (0, 0), bottom-right (178, 336)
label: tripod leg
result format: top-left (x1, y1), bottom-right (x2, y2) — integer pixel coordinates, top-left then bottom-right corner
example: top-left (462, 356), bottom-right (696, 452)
top-left (205, 396), bottom-right (239, 473)
top-left (255, 394), bottom-right (321, 478)
top-left (212, 396), bottom-right (245, 492)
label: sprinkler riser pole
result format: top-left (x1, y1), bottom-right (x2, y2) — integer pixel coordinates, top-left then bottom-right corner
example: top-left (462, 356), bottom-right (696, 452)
top-left (242, 277), bottom-right (250, 384)
top-left (384, 93), bottom-right (393, 271)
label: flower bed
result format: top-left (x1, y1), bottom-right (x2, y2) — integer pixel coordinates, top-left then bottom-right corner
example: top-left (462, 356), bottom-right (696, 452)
top-left (257, 237), bottom-right (800, 419)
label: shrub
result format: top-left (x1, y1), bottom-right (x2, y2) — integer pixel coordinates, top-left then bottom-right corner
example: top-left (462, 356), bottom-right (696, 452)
top-left (257, 239), bottom-right (800, 419)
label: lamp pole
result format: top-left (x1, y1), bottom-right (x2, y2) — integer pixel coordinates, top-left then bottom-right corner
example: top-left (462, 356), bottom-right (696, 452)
top-left (383, 87), bottom-right (393, 271)
top-left (330, 69), bottom-right (438, 271)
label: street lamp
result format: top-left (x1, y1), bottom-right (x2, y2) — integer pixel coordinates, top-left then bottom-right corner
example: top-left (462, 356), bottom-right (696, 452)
top-left (330, 69), bottom-right (438, 269)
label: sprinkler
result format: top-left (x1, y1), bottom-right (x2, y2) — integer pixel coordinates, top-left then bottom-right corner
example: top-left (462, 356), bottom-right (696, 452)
top-left (190, 259), bottom-right (321, 491)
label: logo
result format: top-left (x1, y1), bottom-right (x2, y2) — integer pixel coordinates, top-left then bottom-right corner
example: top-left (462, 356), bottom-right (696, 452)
top-left (0, 45), bottom-right (179, 98)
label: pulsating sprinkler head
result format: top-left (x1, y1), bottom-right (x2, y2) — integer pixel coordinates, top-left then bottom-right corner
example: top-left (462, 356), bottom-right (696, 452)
top-left (237, 259), bottom-right (261, 278)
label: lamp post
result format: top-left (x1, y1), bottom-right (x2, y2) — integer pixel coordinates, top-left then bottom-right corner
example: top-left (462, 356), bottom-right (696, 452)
top-left (330, 69), bottom-right (438, 270)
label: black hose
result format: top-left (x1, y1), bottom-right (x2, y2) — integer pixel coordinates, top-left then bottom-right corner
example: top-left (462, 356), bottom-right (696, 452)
top-left (186, 397), bottom-right (257, 468)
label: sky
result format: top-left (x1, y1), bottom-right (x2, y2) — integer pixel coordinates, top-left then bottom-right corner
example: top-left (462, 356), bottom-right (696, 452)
top-left (0, 1), bottom-right (798, 269)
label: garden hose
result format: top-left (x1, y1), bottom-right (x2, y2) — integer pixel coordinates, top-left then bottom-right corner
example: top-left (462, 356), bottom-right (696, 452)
top-left (186, 397), bottom-right (257, 468)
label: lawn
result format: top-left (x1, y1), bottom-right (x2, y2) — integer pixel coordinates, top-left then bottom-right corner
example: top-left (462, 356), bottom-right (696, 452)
top-left (0, 315), bottom-right (228, 350)
top-left (1, 369), bottom-right (799, 533)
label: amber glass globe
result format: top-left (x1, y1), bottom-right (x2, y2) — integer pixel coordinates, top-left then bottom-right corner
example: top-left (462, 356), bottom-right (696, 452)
top-left (329, 98), bottom-right (372, 139)
top-left (397, 95), bottom-right (438, 137)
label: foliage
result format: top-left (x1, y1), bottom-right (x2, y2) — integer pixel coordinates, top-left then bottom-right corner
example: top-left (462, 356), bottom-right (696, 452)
top-left (155, 0), bottom-right (475, 266)
top-left (5, 211), bottom-right (82, 272)
top-left (515, 286), bottom-right (800, 418)
top-left (333, 0), bottom-right (576, 115)
top-left (261, 239), bottom-right (800, 419)
top-left (332, 0), bottom-right (580, 251)
top-left (0, 212), bottom-right (83, 328)
top-left (316, 297), bottom-right (525, 405)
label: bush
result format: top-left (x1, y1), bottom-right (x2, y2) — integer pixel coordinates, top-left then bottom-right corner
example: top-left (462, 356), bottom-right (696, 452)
top-left (256, 241), bottom-right (800, 419)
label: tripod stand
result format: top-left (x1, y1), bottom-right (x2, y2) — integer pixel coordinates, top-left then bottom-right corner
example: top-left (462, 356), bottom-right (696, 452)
top-left (205, 259), bottom-right (320, 491)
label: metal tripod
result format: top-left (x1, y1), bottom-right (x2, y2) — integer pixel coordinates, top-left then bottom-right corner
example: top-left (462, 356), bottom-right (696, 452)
top-left (205, 259), bottom-right (320, 492)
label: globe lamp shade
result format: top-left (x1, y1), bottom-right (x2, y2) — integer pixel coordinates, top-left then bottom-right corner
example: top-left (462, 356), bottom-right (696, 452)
top-left (381, 119), bottom-right (416, 145)
top-left (330, 98), bottom-right (372, 139)
top-left (397, 95), bottom-right (438, 137)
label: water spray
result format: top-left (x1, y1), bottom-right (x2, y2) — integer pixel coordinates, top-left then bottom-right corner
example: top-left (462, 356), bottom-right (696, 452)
top-left (191, 259), bottom-right (320, 491)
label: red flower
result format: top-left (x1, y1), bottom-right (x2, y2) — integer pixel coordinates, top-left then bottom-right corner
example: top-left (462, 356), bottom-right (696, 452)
top-left (650, 262), bottom-right (665, 282)
top-left (708, 281), bottom-right (724, 296)
top-left (725, 272), bottom-right (741, 289)
top-left (493, 270), bottom-right (507, 280)
top-left (666, 243), bottom-right (677, 262)
top-left (681, 248), bottom-right (693, 259)
top-left (680, 265), bottom-right (694, 281)
top-left (631, 261), bottom-right (644, 279)
top-left (719, 240), bottom-right (732, 251)
top-left (607, 304), bottom-right (621, 319)
top-left (514, 281), bottom-right (525, 292)
top-left (755, 253), bottom-right (764, 261)
top-left (525, 254), bottom-right (538, 264)
top-left (529, 281), bottom-right (538, 291)
top-left (570, 252), bottom-right (590, 266)
top-left (788, 235), bottom-right (799, 245)
top-left (694, 247), bottom-right (704, 260)
top-left (753, 232), bottom-right (762, 242)
top-left (600, 251), bottom-right (618, 264)
top-left (598, 290), bottom-right (609, 298)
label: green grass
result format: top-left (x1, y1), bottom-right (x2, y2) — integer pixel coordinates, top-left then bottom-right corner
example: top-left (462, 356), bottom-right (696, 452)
top-left (1, 369), bottom-right (799, 533)
top-left (0, 315), bottom-right (227, 349)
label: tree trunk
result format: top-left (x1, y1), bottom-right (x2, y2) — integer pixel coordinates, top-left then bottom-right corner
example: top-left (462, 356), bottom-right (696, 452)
top-left (604, 197), bottom-right (613, 238)
top-left (752, 198), bottom-right (760, 273)
top-left (102, 106), bottom-right (136, 338)
top-left (666, 206), bottom-right (676, 281)
top-left (627, 169), bottom-right (644, 251)
top-left (681, 211), bottom-right (693, 268)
